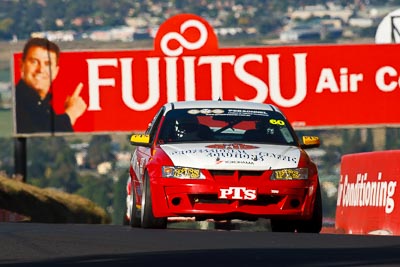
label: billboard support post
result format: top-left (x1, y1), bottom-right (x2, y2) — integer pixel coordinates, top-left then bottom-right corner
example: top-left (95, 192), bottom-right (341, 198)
top-left (14, 137), bottom-right (27, 182)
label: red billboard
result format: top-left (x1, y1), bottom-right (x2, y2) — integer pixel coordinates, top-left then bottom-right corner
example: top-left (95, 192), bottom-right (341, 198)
top-left (336, 151), bottom-right (400, 235)
top-left (12, 13), bottom-right (400, 136)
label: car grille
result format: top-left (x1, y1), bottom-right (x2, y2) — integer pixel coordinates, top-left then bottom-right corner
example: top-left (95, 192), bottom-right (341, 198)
top-left (190, 170), bottom-right (278, 206)
top-left (209, 170), bottom-right (265, 177)
top-left (208, 170), bottom-right (267, 183)
top-left (190, 194), bottom-right (282, 206)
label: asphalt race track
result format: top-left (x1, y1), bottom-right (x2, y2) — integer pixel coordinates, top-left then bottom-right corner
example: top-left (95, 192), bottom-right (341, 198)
top-left (1, 222), bottom-right (400, 267)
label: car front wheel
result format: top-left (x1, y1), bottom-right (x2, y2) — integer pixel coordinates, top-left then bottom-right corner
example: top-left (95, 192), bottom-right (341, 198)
top-left (296, 183), bottom-right (323, 233)
top-left (271, 183), bottom-right (322, 233)
top-left (141, 173), bottom-right (167, 229)
top-left (129, 182), bottom-right (141, 228)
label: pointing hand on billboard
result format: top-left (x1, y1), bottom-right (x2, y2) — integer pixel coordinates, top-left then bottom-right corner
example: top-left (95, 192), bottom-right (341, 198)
top-left (65, 82), bottom-right (87, 125)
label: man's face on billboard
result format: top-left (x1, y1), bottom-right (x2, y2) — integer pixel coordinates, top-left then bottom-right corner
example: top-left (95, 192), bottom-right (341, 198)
top-left (20, 46), bottom-right (59, 99)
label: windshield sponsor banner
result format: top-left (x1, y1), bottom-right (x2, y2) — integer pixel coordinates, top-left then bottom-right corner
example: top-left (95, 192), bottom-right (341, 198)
top-left (12, 13), bottom-right (400, 135)
top-left (336, 150), bottom-right (400, 235)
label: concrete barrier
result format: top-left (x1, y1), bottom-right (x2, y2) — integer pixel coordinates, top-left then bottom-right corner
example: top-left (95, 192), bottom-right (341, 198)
top-left (336, 150), bottom-right (400, 235)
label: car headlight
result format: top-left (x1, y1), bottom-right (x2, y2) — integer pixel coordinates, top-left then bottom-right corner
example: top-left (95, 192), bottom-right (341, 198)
top-left (162, 166), bottom-right (205, 179)
top-left (270, 168), bottom-right (308, 180)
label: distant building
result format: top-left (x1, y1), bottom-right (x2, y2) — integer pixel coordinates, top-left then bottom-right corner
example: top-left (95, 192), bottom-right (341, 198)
top-left (133, 27), bottom-right (152, 40)
top-left (280, 25), bottom-right (321, 42)
top-left (31, 30), bottom-right (76, 42)
top-left (280, 22), bottom-right (342, 42)
top-left (289, 4), bottom-right (353, 23)
top-left (348, 17), bottom-right (374, 28)
top-left (87, 26), bottom-right (135, 42)
top-left (97, 161), bottom-right (112, 175)
top-left (0, 82), bottom-right (11, 109)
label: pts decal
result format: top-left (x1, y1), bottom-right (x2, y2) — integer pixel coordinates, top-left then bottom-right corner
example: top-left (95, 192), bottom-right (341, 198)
top-left (219, 187), bottom-right (257, 200)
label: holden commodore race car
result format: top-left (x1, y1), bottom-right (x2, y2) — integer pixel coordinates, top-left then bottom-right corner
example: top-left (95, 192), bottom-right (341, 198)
top-left (125, 100), bottom-right (322, 232)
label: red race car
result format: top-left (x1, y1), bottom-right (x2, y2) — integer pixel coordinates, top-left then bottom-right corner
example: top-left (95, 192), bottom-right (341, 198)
top-left (125, 100), bottom-right (322, 232)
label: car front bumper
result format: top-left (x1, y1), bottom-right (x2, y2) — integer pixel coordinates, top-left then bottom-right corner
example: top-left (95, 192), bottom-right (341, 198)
top-left (150, 176), bottom-right (318, 221)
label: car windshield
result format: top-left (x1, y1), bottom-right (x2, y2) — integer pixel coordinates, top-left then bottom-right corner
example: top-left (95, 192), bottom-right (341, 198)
top-left (157, 108), bottom-right (299, 146)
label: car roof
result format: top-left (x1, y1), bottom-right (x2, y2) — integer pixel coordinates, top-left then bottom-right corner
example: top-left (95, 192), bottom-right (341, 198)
top-left (164, 100), bottom-right (283, 114)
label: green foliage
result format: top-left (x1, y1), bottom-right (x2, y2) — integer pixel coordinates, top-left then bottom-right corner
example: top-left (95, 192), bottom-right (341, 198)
top-left (341, 128), bottom-right (376, 155)
top-left (112, 171), bottom-right (128, 225)
top-left (341, 129), bottom-right (351, 154)
top-left (7, 0), bottom-right (42, 39)
top-left (321, 145), bottom-right (341, 174)
top-left (1, 0), bottom-right (150, 39)
top-left (257, 16), bottom-right (283, 35)
top-left (321, 186), bottom-right (337, 218)
top-left (0, 109), bottom-right (12, 137)
top-left (27, 137), bottom-right (80, 192)
top-left (385, 128), bottom-right (400, 149)
top-left (365, 128), bottom-right (374, 151)
top-left (85, 135), bottom-right (116, 169)
top-left (358, 25), bottom-right (379, 38)
top-left (0, 18), bottom-right (13, 39)
top-left (76, 173), bottom-right (113, 214)
top-left (0, 137), bottom-right (13, 176)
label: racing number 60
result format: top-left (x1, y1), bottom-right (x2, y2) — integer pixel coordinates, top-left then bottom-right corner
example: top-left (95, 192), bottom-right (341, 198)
top-left (269, 119), bottom-right (285, 125)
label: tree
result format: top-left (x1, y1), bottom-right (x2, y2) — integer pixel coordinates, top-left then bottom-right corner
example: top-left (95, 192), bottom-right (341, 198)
top-left (112, 171), bottom-right (128, 225)
top-left (385, 128), bottom-right (400, 150)
top-left (0, 18), bottom-right (14, 39)
top-left (41, 0), bottom-right (68, 30)
top-left (258, 16), bottom-right (282, 35)
top-left (321, 145), bottom-right (341, 174)
top-left (85, 135), bottom-right (115, 169)
top-left (27, 137), bottom-right (79, 192)
top-left (0, 137), bottom-right (14, 176)
top-left (321, 184), bottom-right (337, 218)
top-left (365, 128), bottom-right (374, 151)
top-left (76, 173), bottom-right (113, 215)
top-left (47, 149), bottom-right (80, 192)
top-left (8, 0), bottom-right (42, 39)
top-left (341, 129), bottom-right (351, 154)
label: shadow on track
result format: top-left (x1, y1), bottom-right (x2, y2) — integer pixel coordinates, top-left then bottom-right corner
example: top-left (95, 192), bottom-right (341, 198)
top-left (3, 246), bottom-right (400, 267)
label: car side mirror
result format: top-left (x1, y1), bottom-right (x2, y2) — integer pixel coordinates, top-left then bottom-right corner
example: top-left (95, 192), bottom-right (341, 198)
top-left (130, 134), bottom-right (151, 147)
top-left (301, 136), bottom-right (320, 149)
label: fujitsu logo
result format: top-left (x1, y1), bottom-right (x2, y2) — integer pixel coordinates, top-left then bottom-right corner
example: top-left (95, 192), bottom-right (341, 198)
top-left (160, 19), bottom-right (208, 56)
top-left (219, 187), bottom-right (257, 200)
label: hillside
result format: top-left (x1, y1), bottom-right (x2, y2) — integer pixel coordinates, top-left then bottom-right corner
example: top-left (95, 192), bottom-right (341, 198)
top-left (0, 173), bottom-right (110, 223)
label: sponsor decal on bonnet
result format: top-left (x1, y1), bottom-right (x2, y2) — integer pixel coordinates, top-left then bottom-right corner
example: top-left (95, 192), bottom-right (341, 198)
top-left (161, 143), bottom-right (300, 170)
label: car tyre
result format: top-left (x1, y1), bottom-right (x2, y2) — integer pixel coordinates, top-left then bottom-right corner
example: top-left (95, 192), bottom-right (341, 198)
top-left (271, 182), bottom-right (322, 233)
top-left (296, 183), bottom-right (323, 233)
top-left (129, 183), bottom-right (141, 228)
top-left (141, 173), bottom-right (167, 229)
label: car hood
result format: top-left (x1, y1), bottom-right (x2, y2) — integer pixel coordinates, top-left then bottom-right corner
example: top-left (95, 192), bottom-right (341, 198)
top-left (160, 143), bottom-right (301, 170)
